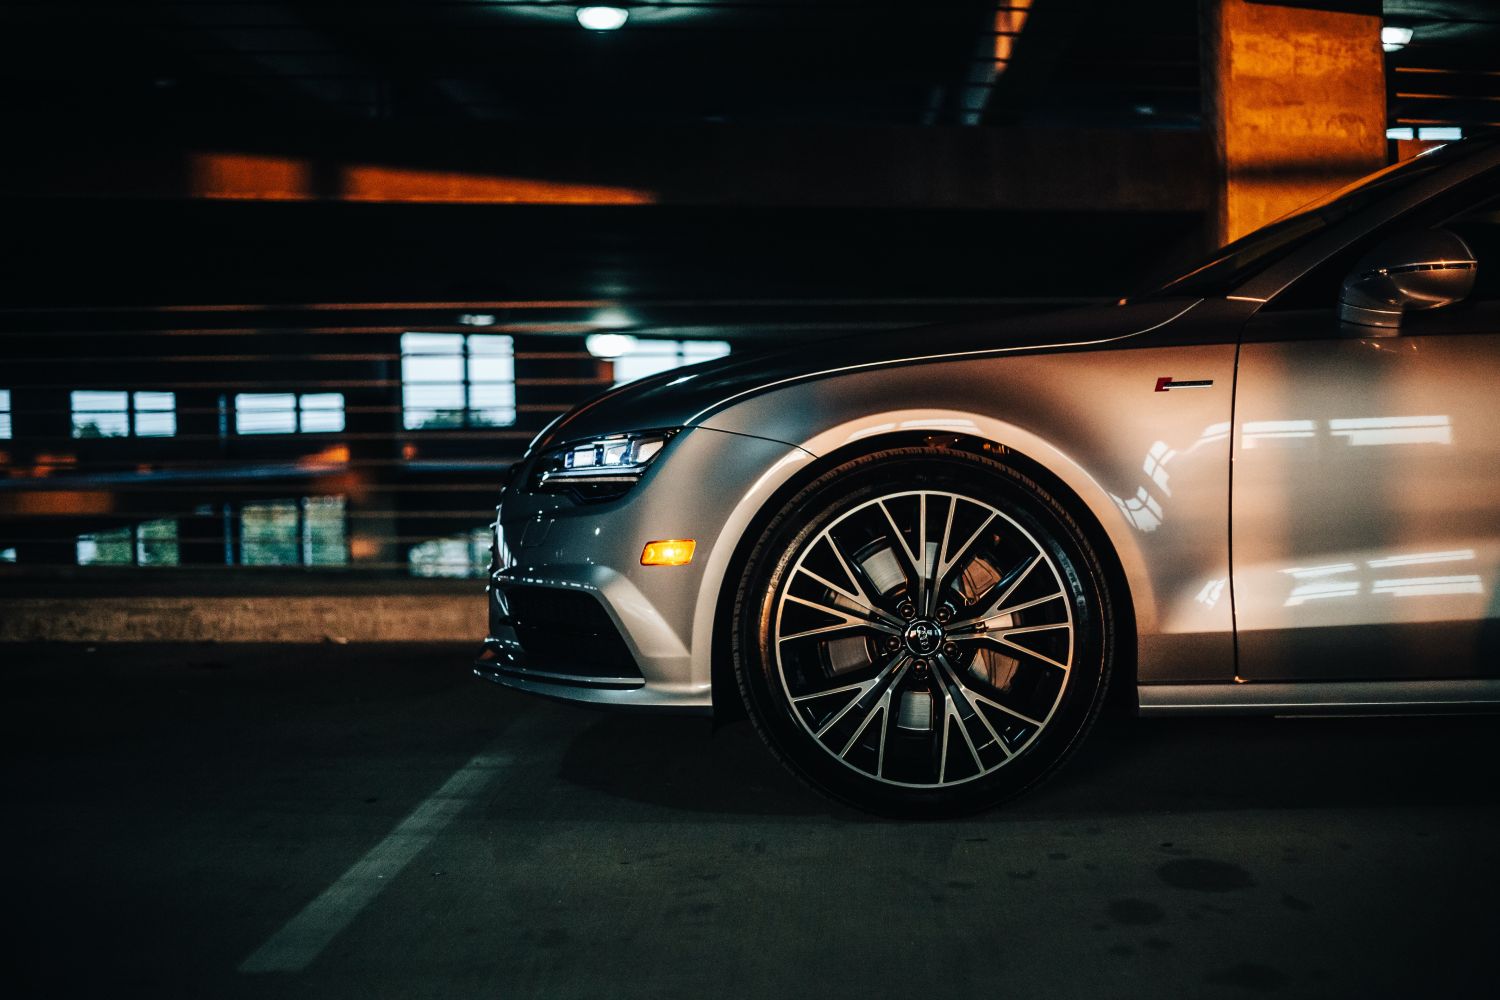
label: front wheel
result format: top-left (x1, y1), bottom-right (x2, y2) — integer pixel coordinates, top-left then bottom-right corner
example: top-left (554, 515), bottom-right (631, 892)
top-left (732, 447), bottom-right (1114, 817)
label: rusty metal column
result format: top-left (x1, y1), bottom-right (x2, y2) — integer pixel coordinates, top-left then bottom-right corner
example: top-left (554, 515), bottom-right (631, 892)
top-left (1200, 0), bottom-right (1387, 246)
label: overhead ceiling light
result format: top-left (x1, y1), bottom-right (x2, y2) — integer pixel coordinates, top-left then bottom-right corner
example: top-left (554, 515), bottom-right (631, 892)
top-left (458, 313), bottom-right (496, 327)
top-left (1381, 26), bottom-right (1413, 52)
top-left (585, 333), bottom-right (638, 359)
top-left (577, 6), bottom-right (629, 31)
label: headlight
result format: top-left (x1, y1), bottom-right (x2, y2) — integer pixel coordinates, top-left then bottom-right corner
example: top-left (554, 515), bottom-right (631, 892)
top-left (530, 429), bottom-right (678, 502)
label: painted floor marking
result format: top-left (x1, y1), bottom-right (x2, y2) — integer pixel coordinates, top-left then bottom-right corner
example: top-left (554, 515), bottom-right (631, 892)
top-left (238, 752), bottom-right (509, 974)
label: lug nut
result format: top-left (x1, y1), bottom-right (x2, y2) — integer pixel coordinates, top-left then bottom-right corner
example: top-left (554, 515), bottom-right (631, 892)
top-left (885, 636), bottom-right (901, 652)
top-left (912, 658), bottom-right (929, 674)
top-left (898, 601), bottom-right (916, 619)
top-left (943, 642), bottom-right (958, 657)
top-left (935, 606), bottom-right (953, 623)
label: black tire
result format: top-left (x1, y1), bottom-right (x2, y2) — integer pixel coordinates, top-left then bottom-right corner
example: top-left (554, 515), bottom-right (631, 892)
top-left (732, 446), bottom-right (1114, 817)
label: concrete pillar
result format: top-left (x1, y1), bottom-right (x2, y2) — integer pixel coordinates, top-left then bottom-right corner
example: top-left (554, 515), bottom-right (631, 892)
top-left (1200, 0), bottom-right (1387, 246)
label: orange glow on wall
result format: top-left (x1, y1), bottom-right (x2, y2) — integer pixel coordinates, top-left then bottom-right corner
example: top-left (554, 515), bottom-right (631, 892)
top-left (993, 0), bottom-right (1032, 72)
top-left (1204, 0), bottom-right (1386, 244)
top-left (320, 472), bottom-right (367, 503)
top-left (0, 490), bottom-right (112, 515)
top-left (298, 445), bottom-right (351, 468)
top-left (340, 164), bottom-right (656, 205)
top-left (349, 536), bottom-right (380, 560)
top-left (189, 152), bottom-right (313, 200)
top-left (187, 152), bottom-right (656, 205)
top-left (21, 453), bottom-right (78, 479)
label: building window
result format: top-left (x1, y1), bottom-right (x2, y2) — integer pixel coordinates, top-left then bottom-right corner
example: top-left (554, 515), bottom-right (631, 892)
top-left (240, 496), bottom-right (348, 566)
top-left (408, 527), bottom-right (491, 578)
top-left (613, 340), bottom-right (731, 387)
top-left (400, 333), bottom-right (515, 430)
top-left (234, 392), bottom-right (346, 435)
top-left (70, 391), bottom-right (176, 439)
top-left (76, 519), bottom-right (180, 566)
top-left (0, 389), bottom-right (11, 439)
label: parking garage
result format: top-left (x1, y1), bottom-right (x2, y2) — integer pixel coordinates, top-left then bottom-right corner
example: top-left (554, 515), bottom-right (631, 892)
top-left (3, 2), bottom-right (1499, 997)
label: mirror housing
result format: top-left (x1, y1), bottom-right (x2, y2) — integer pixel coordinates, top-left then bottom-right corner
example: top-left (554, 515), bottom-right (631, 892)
top-left (1339, 228), bottom-right (1477, 331)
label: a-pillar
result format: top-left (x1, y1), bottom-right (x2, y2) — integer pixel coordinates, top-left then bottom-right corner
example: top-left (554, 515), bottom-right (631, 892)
top-left (1200, 0), bottom-right (1388, 246)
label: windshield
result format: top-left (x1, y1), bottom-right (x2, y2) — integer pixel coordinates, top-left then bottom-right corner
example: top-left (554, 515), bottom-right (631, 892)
top-left (1135, 144), bottom-right (1463, 300)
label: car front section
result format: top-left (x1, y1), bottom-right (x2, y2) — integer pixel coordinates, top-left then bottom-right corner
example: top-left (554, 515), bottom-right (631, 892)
top-left (476, 422), bottom-right (811, 710)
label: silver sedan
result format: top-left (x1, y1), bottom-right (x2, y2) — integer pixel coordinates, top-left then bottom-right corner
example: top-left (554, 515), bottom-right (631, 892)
top-left (477, 136), bottom-right (1500, 815)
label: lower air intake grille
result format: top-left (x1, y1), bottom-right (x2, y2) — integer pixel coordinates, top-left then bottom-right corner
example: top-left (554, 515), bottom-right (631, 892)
top-left (491, 585), bottom-right (643, 681)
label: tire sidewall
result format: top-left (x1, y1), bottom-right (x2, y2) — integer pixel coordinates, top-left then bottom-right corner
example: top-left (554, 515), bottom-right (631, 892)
top-left (734, 448), bottom-right (1111, 817)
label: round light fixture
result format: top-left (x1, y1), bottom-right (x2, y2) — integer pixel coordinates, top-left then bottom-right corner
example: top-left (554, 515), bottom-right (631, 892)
top-left (585, 333), bottom-right (639, 359)
top-left (577, 6), bottom-right (629, 31)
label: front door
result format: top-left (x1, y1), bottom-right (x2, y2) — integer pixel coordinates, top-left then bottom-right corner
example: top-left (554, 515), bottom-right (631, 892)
top-left (1231, 203), bottom-right (1500, 681)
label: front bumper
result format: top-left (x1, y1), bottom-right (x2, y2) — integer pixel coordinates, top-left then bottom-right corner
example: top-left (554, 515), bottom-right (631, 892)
top-left (475, 426), bottom-right (808, 711)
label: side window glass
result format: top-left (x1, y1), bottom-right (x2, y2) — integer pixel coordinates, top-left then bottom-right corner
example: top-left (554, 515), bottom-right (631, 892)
top-left (1262, 240), bottom-right (1369, 312)
top-left (1264, 171), bottom-right (1499, 314)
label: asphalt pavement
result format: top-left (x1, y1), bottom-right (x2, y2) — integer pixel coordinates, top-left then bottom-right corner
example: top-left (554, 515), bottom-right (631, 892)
top-left (2, 643), bottom-right (1496, 999)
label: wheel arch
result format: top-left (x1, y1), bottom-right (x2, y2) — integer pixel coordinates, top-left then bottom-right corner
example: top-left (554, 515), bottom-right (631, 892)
top-left (707, 420), bottom-right (1145, 724)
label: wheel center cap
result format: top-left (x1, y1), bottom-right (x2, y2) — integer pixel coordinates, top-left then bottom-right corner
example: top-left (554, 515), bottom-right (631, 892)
top-left (903, 618), bottom-right (944, 656)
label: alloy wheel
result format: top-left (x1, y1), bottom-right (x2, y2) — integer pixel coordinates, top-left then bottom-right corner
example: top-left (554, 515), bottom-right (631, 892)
top-left (771, 489), bottom-right (1076, 788)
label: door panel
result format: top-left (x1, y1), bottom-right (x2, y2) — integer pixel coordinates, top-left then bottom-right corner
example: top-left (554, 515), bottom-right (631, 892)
top-left (1232, 304), bottom-right (1500, 680)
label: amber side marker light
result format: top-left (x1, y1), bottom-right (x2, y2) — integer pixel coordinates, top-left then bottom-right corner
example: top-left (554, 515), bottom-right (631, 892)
top-left (641, 539), bottom-right (696, 566)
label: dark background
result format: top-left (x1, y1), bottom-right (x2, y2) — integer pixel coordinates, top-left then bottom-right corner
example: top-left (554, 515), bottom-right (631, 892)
top-left (1, 0), bottom-right (1496, 587)
top-left (4, 6), bottom-right (1500, 998)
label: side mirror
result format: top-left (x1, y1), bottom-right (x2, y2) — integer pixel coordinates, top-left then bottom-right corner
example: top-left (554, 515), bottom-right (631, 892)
top-left (1339, 228), bottom-right (1477, 331)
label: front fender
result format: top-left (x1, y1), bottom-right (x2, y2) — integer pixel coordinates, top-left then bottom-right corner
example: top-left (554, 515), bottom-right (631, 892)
top-left (696, 343), bottom-right (1239, 684)
top-left (792, 408), bottom-right (1161, 634)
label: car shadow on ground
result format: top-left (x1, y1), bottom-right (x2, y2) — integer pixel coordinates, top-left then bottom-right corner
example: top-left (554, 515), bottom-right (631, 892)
top-left (556, 706), bottom-right (1500, 819)
top-left (555, 711), bottom-right (842, 817)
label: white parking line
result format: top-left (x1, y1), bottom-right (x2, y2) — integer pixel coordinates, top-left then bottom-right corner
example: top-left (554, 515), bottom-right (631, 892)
top-left (238, 752), bottom-right (510, 974)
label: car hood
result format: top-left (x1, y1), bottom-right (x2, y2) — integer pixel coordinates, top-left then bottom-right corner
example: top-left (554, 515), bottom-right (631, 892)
top-left (537, 298), bottom-right (1198, 449)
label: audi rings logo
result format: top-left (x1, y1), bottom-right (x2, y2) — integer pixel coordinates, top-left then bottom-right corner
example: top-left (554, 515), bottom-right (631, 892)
top-left (903, 619), bottom-right (943, 656)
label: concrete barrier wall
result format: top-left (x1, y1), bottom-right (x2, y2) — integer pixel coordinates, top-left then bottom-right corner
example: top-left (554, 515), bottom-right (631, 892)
top-left (0, 596), bottom-right (480, 643)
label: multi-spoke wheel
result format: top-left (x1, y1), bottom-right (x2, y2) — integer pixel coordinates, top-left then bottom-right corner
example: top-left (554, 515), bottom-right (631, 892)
top-left (733, 447), bottom-right (1113, 816)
